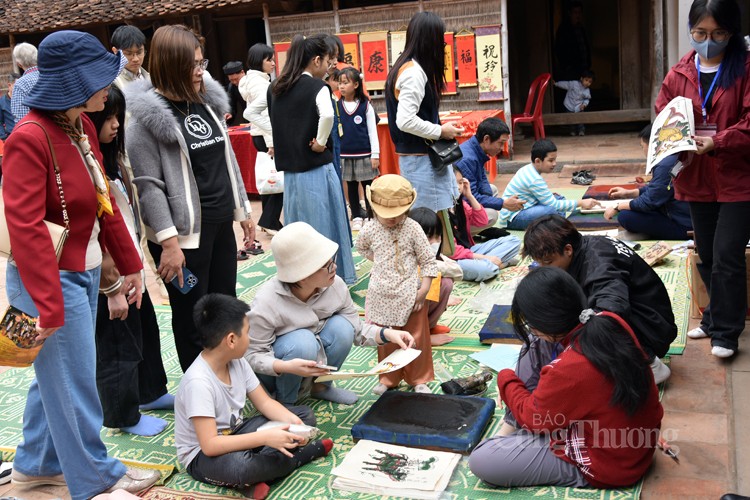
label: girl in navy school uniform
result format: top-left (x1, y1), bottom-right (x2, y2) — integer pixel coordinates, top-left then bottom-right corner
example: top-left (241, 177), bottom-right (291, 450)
top-left (336, 67), bottom-right (380, 232)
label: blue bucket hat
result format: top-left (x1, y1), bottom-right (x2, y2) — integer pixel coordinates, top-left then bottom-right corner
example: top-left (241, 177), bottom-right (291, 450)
top-left (24, 30), bottom-right (126, 111)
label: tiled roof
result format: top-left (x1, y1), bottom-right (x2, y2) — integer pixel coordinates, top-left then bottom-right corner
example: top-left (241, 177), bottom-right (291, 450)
top-left (0, 0), bottom-right (257, 34)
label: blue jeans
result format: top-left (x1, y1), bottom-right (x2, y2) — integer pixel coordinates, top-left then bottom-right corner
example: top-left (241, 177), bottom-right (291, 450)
top-left (284, 163), bottom-right (356, 284)
top-left (7, 264), bottom-right (126, 500)
top-left (398, 155), bottom-right (458, 212)
top-left (507, 204), bottom-right (565, 230)
top-left (617, 210), bottom-right (691, 241)
top-left (458, 236), bottom-right (522, 282)
top-left (257, 314), bottom-right (355, 404)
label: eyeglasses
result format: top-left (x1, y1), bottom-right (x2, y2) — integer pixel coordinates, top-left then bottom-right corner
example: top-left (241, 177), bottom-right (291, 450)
top-left (194, 59), bottom-right (209, 71)
top-left (122, 48), bottom-right (146, 59)
top-left (690, 29), bottom-right (730, 43)
top-left (323, 254), bottom-right (337, 273)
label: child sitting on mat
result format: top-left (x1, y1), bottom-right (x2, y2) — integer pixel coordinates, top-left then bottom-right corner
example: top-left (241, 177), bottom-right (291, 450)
top-left (469, 266), bottom-right (663, 489)
top-left (357, 175), bottom-right (439, 395)
top-left (497, 139), bottom-right (599, 230)
top-left (175, 294), bottom-right (332, 497)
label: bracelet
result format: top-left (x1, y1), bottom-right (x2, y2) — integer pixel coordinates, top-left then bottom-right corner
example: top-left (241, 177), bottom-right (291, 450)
top-left (100, 276), bottom-right (124, 296)
top-left (379, 327), bottom-right (389, 344)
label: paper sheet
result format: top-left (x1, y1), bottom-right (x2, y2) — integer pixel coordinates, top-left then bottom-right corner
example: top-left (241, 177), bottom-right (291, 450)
top-left (315, 348), bottom-right (421, 382)
top-left (646, 96), bottom-right (697, 174)
top-left (469, 344), bottom-right (523, 372)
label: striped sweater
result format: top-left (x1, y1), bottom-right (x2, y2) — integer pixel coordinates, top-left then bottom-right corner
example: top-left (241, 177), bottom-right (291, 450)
top-left (497, 163), bottom-right (578, 227)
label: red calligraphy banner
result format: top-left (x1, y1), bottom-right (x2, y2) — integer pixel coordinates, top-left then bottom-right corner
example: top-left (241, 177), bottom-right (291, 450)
top-left (443, 32), bottom-right (457, 95)
top-left (337, 33), bottom-right (360, 70)
top-left (455, 33), bottom-right (477, 87)
top-left (360, 31), bottom-right (389, 90)
top-left (273, 41), bottom-right (291, 78)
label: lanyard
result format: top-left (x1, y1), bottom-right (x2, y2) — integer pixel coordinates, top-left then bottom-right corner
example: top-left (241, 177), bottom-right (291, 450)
top-left (695, 57), bottom-right (721, 124)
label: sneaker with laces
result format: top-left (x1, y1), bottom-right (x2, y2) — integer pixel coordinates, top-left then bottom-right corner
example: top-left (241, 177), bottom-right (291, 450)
top-left (711, 346), bottom-right (735, 358)
top-left (571, 173), bottom-right (593, 185)
top-left (687, 326), bottom-right (709, 339)
top-left (11, 469), bottom-right (66, 486)
top-left (351, 217), bottom-right (363, 231)
top-left (104, 467), bottom-right (160, 494)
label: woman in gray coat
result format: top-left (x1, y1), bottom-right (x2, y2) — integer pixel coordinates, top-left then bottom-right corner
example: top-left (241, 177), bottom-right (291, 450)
top-left (125, 25), bottom-right (255, 372)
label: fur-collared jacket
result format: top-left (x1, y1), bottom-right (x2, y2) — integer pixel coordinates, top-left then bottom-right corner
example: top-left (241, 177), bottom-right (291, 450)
top-left (124, 76), bottom-right (251, 249)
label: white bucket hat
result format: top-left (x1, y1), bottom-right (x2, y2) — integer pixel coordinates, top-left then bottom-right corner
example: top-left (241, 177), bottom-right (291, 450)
top-left (271, 222), bottom-right (339, 283)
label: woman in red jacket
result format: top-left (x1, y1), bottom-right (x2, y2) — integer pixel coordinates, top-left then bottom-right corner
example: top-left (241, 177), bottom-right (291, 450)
top-left (469, 267), bottom-right (663, 488)
top-left (3, 31), bottom-right (158, 496)
top-left (655, 0), bottom-right (750, 358)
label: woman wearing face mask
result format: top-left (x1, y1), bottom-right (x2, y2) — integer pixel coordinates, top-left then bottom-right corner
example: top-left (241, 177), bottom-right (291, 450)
top-left (655, 0), bottom-right (750, 359)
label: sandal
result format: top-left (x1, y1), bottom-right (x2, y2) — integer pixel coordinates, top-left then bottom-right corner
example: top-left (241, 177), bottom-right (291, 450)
top-left (246, 240), bottom-right (264, 255)
top-left (237, 249), bottom-right (249, 261)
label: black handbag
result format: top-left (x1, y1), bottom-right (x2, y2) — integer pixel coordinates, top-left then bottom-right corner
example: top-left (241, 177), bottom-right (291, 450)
top-left (426, 138), bottom-right (463, 171)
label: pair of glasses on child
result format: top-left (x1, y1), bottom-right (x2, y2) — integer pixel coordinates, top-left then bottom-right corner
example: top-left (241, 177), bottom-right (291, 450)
top-left (323, 254), bottom-right (337, 273)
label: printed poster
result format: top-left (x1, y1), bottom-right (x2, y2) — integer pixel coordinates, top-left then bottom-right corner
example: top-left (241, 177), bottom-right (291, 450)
top-left (456, 33), bottom-right (477, 87)
top-left (273, 41), bottom-right (292, 78)
top-left (337, 33), bottom-right (361, 70)
top-left (443, 32), bottom-right (457, 95)
top-left (390, 31), bottom-right (406, 67)
top-left (360, 31), bottom-right (389, 90)
top-left (647, 96), bottom-right (697, 174)
top-left (475, 25), bottom-right (504, 101)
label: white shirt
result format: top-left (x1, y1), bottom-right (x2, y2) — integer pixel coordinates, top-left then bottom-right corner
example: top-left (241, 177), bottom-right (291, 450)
top-left (302, 71), bottom-right (334, 146)
top-left (394, 60), bottom-right (442, 140)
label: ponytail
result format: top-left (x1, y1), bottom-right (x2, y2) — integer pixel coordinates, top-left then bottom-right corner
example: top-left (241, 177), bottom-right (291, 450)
top-left (569, 315), bottom-right (652, 416)
top-left (272, 34), bottom-right (329, 97)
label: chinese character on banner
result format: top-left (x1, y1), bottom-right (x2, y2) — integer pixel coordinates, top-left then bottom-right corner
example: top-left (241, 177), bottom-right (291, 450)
top-left (390, 31), bottom-right (406, 66)
top-left (336, 33), bottom-right (360, 70)
top-left (456, 33), bottom-right (477, 87)
top-left (273, 41), bottom-right (292, 78)
top-left (475, 25), bottom-right (504, 101)
top-left (443, 32), bottom-right (457, 95)
top-left (360, 31), bottom-right (389, 90)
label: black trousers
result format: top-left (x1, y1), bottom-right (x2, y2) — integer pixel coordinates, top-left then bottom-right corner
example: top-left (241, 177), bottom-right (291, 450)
top-left (346, 179), bottom-right (373, 220)
top-left (149, 219), bottom-right (238, 372)
top-left (187, 405), bottom-right (315, 488)
top-left (95, 288), bottom-right (168, 428)
top-left (252, 135), bottom-right (283, 230)
top-left (690, 201), bottom-right (750, 351)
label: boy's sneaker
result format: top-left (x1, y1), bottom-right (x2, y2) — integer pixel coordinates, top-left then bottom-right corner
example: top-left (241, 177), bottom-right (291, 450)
top-left (687, 326), bottom-right (709, 339)
top-left (351, 217), bottom-right (363, 231)
top-left (712, 346), bottom-right (736, 358)
top-left (571, 172), bottom-right (593, 185)
top-left (11, 469), bottom-right (66, 486)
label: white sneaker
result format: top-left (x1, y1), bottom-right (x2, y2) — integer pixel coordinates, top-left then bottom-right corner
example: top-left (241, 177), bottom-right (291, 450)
top-left (687, 327), bottom-right (708, 339)
top-left (104, 467), bottom-right (160, 494)
top-left (711, 346), bottom-right (735, 358)
top-left (351, 217), bottom-right (363, 232)
top-left (649, 357), bottom-right (671, 385)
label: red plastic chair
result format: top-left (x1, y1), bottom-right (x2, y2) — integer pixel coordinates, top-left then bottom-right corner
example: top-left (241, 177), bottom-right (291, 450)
top-left (511, 73), bottom-right (552, 140)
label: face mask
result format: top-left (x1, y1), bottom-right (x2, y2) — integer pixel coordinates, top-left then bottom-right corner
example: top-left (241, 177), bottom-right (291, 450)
top-left (430, 242), bottom-right (441, 254)
top-left (690, 38), bottom-right (729, 60)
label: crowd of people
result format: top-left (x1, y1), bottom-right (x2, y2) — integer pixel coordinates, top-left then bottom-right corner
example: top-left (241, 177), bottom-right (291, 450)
top-left (0, 0), bottom-right (748, 496)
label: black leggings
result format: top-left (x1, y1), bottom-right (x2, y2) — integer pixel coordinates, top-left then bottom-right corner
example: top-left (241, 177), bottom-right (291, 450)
top-left (346, 180), bottom-right (372, 220)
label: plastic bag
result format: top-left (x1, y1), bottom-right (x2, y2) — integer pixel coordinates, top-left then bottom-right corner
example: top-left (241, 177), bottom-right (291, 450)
top-left (255, 152), bottom-right (284, 194)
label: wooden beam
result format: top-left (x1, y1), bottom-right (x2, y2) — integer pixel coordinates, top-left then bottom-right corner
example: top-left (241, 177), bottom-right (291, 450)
top-left (650, 0), bottom-right (664, 118)
top-left (541, 109), bottom-right (650, 125)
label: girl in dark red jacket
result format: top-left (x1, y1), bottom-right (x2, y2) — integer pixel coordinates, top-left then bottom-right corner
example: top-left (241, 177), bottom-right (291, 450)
top-left (655, 0), bottom-right (750, 358)
top-left (469, 267), bottom-right (663, 488)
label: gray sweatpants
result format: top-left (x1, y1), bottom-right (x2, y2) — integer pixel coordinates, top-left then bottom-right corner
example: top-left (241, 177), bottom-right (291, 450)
top-left (503, 335), bottom-right (559, 427)
top-left (469, 430), bottom-right (589, 487)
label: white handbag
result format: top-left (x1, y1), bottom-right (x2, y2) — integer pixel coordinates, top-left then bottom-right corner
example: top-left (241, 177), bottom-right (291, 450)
top-left (0, 121), bottom-right (70, 261)
top-left (254, 151), bottom-right (284, 195)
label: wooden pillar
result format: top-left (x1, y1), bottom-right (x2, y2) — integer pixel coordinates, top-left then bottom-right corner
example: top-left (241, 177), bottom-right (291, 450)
top-left (333, 0), bottom-right (340, 33)
top-left (263, 2), bottom-right (272, 46)
top-left (500, 0), bottom-right (514, 158)
top-left (650, 0), bottom-right (664, 119)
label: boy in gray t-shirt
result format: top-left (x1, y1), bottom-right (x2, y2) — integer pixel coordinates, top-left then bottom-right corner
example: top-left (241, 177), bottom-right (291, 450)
top-left (175, 294), bottom-right (332, 497)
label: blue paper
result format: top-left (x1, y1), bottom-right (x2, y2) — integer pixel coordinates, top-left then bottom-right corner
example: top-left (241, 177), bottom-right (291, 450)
top-left (469, 344), bottom-right (523, 372)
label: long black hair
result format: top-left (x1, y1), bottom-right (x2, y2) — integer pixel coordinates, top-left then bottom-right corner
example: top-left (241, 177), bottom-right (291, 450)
top-left (246, 43), bottom-right (274, 72)
top-left (688, 0), bottom-right (747, 88)
top-left (386, 11), bottom-right (446, 104)
top-left (87, 85), bottom-right (126, 181)
top-left (409, 206), bottom-right (442, 258)
top-left (511, 267), bottom-right (653, 416)
top-left (272, 34), bottom-right (330, 97)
